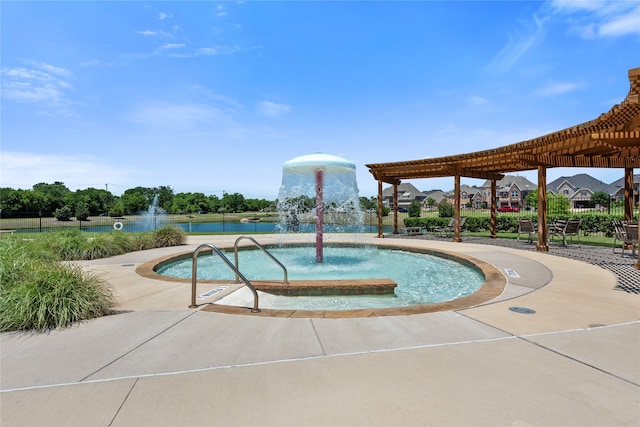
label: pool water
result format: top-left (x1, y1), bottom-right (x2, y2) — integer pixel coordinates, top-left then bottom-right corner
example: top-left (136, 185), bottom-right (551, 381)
top-left (157, 245), bottom-right (485, 310)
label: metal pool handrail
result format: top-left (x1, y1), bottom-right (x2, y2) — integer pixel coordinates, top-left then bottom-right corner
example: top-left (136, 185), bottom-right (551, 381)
top-left (234, 236), bottom-right (289, 285)
top-left (189, 243), bottom-right (260, 313)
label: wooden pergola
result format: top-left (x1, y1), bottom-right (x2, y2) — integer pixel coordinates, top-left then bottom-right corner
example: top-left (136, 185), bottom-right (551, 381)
top-left (367, 67), bottom-right (640, 269)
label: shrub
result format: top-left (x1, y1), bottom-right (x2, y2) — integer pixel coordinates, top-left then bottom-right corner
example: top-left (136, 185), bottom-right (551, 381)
top-left (438, 201), bottom-right (454, 218)
top-left (35, 229), bottom-right (86, 260)
top-left (54, 205), bottom-right (73, 221)
top-left (107, 229), bottom-right (137, 253)
top-left (152, 225), bottom-right (186, 248)
top-left (0, 237), bottom-right (114, 332)
top-left (130, 233), bottom-right (155, 251)
top-left (75, 201), bottom-right (90, 221)
top-left (408, 200), bottom-right (421, 218)
top-left (80, 234), bottom-right (125, 260)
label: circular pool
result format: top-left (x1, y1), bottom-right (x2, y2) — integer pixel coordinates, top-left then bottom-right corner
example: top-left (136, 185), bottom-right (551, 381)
top-left (143, 243), bottom-right (506, 316)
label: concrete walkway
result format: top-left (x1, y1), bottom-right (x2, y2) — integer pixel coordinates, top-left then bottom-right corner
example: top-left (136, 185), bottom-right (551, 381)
top-left (1, 234), bottom-right (639, 426)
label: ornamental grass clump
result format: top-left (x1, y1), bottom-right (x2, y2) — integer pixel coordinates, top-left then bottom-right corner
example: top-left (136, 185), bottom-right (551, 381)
top-left (35, 229), bottom-right (86, 260)
top-left (152, 225), bottom-right (186, 248)
top-left (80, 233), bottom-right (125, 260)
top-left (0, 237), bottom-right (114, 332)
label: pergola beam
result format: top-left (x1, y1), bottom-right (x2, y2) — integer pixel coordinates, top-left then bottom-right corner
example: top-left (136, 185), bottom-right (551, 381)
top-left (518, 154), bottom-right (640, 168)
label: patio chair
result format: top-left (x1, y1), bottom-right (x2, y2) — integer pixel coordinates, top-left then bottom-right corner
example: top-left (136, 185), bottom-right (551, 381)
top-left (622, 222), bottom-right (638, 257)
top-left (549, 218), bottom-right (581, 246)
top-left (517, 218), bottom-right (537, 244)
top-left (612, 220), bottom-right (627, 254)
top-left (433, 217), bottom-right (465, 237)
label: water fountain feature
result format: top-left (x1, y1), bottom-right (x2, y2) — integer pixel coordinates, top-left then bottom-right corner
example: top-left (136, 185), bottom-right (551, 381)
top-left (277, 153), bottom-right (364, 263)
top-left (148, 153), bottom-right (501, 315)
top-left (139, 195), bottom-right (166, 231)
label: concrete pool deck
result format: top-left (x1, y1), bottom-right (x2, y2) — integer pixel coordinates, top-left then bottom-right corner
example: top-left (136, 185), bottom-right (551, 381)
top-left (1, 233), bottom-right (639, 426)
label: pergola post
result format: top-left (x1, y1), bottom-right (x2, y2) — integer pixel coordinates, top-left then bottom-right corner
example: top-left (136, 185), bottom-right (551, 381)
top-left (536, 166), bottom-right (548, 252)
top-left (393, 183), bottom-right (399, 234)
top-left (377, 179), bottom-right (383, 238)
top-left (624, 167), bottom-right (634, 221)
top-left (490, 179), bottom-right (497, 238)
top-left (453, 174), bottom-right (462, 242)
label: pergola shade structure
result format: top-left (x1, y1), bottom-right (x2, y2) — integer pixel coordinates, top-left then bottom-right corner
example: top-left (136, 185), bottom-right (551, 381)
top-left (367, 67), bottom-right (640, 268)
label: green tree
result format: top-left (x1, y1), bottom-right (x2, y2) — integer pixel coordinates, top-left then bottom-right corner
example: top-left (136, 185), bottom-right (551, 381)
top-left (32, 182), bottom-right (71, 213)
top-left (54, 205), bottom-right (73, 221)
top-left (72, 187), bottom-right (110, 214)
top-left (0, 188), bottom-right (28, 216)
top-left (245, 198), bottom-right (273, 212)
top-left (438, 200), bottom-right (454, 218)
top-left (75, 201), bottom-right (90, 221)
top-left (408, 200), bottom-right (421, 217)
top-left (548, 193), bottom-right (570, 215)
top-left (525, 191), bottom-right (538, 209)
top-left (526, 191), bottom-right (570, 215)
top-left (591, 191), bottom-right (610, 207)
top-left (221, 192), bottom-right (246, 212)
top-left (207, 195), bottom-right (222, 213)
top-left (108, 202), bottom-right (125, 217)
top-left (157, 186), bottom-right (174, 212)
top-left (120, 190), bottom-right (149, 215)
top-left (359, 196), bottom-right (377, 211)
top-left (425, 197), bottom-right (436, 209)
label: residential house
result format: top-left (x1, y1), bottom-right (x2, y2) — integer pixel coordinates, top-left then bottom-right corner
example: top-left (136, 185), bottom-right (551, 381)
top-left (459, 185), bottom-right (482, 208)
top-left (422, 190), bottom-right (448, 210)
top-left (382, 183), bottom-right (427, 211)
top-left (478, 175), bottom-right (537, 210)
top-left (547, 173), bottom-right (616, 208)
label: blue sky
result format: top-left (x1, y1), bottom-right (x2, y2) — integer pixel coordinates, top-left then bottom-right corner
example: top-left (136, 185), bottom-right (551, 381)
top-left (1, 1), bottom-right (639, 199)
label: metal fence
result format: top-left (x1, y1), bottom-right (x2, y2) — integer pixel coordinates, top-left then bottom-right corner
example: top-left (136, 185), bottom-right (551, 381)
top-left (1, 201), bottom-right (635, 237)
top-left (0, 213), bottom-right (178, 234)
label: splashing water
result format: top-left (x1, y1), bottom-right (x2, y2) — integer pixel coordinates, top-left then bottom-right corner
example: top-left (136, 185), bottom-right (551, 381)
top-left (277, 153), bottom-right (364, 262)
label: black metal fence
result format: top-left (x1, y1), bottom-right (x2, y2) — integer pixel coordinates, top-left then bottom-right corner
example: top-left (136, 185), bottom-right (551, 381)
top-left (0, 213), bottom-right (178, 234)
top-left (1, 201), bottom-right (636, 237)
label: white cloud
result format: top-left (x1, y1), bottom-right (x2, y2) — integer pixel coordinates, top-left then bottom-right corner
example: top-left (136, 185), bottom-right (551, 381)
top-left (196, 45), bottom-right (242, 56)
top-left (80, 59), bottom-right (116, 67)
top-left (551, 0), bottom-right (640, 38)
top-left (535, 81), bottom-right (581, 97)
top-left (136, 30), bottom-right (172, 38)
top-left (599, 6), bottom-right (640, 37)
top-left (36, 62), bottom-right (72, 77)
top-left (486, 14), bottom-right (547, 73)
top-left (0, 152), bottom-right (139, 193)
top-left (159, 43), bottom-right (185, 50)
top-left (256, 101), bottom-right (291, 118)
top-left (1, 62), bottom-right (76, 116)
top-left (158, 12), bottom-right (172, 20)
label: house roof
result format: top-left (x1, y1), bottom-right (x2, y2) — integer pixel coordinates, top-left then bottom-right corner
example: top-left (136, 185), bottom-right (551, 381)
top-left (482, 175), bottom-right (537, 190)
top-left (381, 182), bottom-right (425, 197)
top-left (366, 68), bottom-right (640, 185)
top-left (609, 174), bottom-right (640, 188)
top-left (423, 190), bottom-right (447, 202)
top-left (547, 173), bottom-right (616, 194)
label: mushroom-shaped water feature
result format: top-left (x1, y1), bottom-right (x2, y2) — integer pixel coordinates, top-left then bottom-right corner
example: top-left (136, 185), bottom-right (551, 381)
top-left (278, 153), bottom-right (362, 263)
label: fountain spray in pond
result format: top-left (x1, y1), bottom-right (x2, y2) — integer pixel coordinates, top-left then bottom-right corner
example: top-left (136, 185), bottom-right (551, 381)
top-left (139, 194), bottom-right (166, 231)
top-left (277, 153), bottom-right (364, 263)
